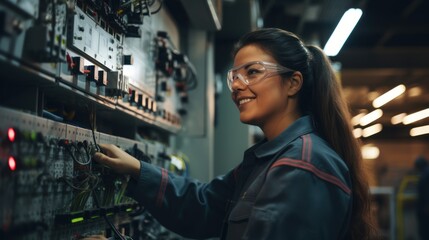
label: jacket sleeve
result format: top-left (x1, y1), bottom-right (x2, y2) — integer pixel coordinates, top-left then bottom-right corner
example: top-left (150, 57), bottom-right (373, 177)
top-left (242, 165), bottom-right (352, 240)
top-left (126, 161), bottom-right (237, 238)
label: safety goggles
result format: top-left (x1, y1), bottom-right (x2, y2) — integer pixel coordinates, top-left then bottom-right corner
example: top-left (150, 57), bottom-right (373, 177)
top-left (226, 61), bottom-right (295, 92)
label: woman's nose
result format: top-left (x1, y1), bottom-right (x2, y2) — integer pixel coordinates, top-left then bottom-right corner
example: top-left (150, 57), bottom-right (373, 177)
top-left (230, 75), bottom-right (247, 91)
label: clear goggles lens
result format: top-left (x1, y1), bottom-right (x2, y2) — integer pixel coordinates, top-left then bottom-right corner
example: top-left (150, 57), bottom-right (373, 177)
top-left (226, 61), bottom-right (293, 92)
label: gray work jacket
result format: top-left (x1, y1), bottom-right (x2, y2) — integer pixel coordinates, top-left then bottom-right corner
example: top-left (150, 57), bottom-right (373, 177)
top-left (126, 115), bottom-right (352, 239)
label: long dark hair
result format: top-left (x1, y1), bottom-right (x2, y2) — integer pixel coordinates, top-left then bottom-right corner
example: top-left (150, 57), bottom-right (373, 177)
top-left (232, 28), bottom-right (376, 239)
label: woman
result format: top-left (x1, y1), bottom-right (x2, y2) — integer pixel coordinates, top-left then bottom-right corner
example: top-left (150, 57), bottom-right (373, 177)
top-left (90, 28), bottom-right (375, 239)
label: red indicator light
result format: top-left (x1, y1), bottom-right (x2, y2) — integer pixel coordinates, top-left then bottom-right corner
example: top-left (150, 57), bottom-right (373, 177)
top-left (8, 128), bottom-right (16, 142)
top-left (8, 156), bottom-right (16, 171)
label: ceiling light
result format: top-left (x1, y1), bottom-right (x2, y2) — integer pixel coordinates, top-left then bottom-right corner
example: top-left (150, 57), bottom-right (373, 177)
top-left (372, 84), bottom-right (406, 108)
top-left (367, 91), bottom-right (379, 101)
top-left (403, 108), bottom-right (429, 125)
top-left (323, 8), bottom-right (363, 56)
top-left (391, 113), bottom-right (407, 125)
top-left (353, 128), bottom-right (362, 138)
top-left (360, 109), bottom-right (383, 126)
top-left (410, 125), bottom-right (429, 137)
top-left (408, 86), bottom-right (422, 97)
top-left (351, 113), bottom-right (366, 126)
top-left (362, 123), bottom-right (383, 137)
top-left (361, 144), bottom-right (380, 159)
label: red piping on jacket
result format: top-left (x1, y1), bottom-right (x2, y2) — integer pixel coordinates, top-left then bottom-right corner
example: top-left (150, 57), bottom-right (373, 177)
top-left (156, 168), bottom-right (169, 207)
top-left (269, 158), bottom-right (351, 195)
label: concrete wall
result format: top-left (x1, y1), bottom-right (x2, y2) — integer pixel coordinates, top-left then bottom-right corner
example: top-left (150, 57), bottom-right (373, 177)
top-left (175, 29), bottom-right (215, 182)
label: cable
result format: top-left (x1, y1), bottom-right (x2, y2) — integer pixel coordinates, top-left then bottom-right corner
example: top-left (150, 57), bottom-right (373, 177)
top-left (87, 105), bottom-right (101, 152)
top-left (63, 143), bottom-right (91, 165)
top-left (93, 189), bottom-right (126, 240)
top-left (150, 0), bottom-right (163, 14)
top-left (86, 106), bottom-right (129, 240)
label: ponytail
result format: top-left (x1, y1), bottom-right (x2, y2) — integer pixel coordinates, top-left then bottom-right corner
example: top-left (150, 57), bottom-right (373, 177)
top-left (306, 45), bottom-right (377, 240)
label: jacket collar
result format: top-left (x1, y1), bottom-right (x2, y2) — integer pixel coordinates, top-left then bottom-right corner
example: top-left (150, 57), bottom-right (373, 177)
top-left (253, 115), bottom-right (315, 158)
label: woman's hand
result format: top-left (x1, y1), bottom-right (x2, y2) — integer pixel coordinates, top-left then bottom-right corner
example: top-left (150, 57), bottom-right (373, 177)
top-left (93, 144), bottom-right (141, 179)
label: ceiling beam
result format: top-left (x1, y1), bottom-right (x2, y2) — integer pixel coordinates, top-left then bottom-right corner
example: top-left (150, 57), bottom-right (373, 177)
top-left (375, 0), bottom-right (423, 47)
top-left (262, 0), bottom-right (277, 18)
top-left (335, 47), bottom-right (429, 69)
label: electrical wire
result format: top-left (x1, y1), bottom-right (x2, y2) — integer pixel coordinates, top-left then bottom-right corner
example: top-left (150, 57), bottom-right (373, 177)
top-left (87, 106), bottom-right (129, 240)
top-left (64, 143), bottom-right (91, 165)
top-left (87, 105), bottom-right (101, 152)
top-left (93, 189), bottom-right (126, 240)
top-left (150, 0), bottom-right (163, 14)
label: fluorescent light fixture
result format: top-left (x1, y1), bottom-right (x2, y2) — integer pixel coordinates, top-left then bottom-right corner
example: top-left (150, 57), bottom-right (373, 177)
top-left (372, 84), bottom-right (406, 108)
top-left (351, 113), bottom-right (366, 126)
top-left (368, 91), bottom-right (380, 101)
top-left (408, 86), bottom-right (422, 97)
top-left (391, 113), bottom-right (407, 125)
top-left (362, 123), bottom-right (383, 138)
top-left (353, 128), bottom-right (362, 138)
top-left (410, 125), bottom-right (429, 137)
top-left (323, 8), bottom-right (363, 56)
top-left (361, 144), bottom-right (380, 159)
top-left (403, 108), bottom-right (429, 125)
top-left (360, 109), bottom-right (383, 126)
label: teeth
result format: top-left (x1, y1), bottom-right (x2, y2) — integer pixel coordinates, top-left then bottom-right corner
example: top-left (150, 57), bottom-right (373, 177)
top-left (239, 98), bottom-right (253, 105)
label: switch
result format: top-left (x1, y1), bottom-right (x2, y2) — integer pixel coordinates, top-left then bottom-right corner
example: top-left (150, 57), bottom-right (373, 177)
top-left (148, 98), bottom-right (154, 112)
top-left (144, 97), bottom-right (149, 111)
top-left (127, 12), bottom-right (143, 25)
top-left (162, 109), bottom-right (167, 119)
top-left (152, 101), bottom-right (157, 113)
top-left (126, 26), bottom-right (141, 38)
top-left (72, 57), bottom-right (85, 74)
top-left (130, 90), bottom-right (136, 105)
top-left (98, 70), bottom-right (108, 86)
top-left (123, 55), bottom-right (133, 65)
top-left (85, 65), bottom-right (99, 82)
top-left (137, 94), bottom-right (143, 107)
top-left (160, 81), bottom-right (167, 91)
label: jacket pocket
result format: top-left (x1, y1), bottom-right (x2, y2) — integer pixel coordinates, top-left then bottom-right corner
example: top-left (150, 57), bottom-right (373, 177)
top-left (229, 200), bottom-right (253, 222)
top-left (225, 200), bottom-right (254, 239)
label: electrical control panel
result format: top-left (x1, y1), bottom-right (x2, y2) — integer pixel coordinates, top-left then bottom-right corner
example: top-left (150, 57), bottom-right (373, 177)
top-left (68, 5), bottom-right (121, 71)
top-left (0, 106), bottom-right (185, 239)
top-left (0, 1), bottom-right (196, 239)
top-left (1, 0), bottom-right (197, 133)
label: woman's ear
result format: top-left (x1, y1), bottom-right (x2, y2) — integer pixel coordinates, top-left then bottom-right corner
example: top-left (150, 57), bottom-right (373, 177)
top-left (287, 71), bottom-right (303, 96)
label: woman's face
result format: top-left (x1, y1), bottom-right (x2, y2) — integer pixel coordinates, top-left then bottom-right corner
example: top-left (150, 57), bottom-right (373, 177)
top-left (231, 44), bottom-right (293, 127)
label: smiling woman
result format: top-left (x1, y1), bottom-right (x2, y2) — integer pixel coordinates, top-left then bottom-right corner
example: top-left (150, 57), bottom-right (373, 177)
top-left (228, 44), bottom-right (302, 140)
top-left (87, 28), bottom-right (377, 240)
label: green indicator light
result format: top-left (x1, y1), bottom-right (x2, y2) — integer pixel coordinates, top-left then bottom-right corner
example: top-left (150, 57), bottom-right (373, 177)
top-left (126, 208), bottom-right (132, 212)
top-left (71, 217), bottom-right (84, 223)
top-left (30, 131), bottom-right (37, 141)
top-left (106, 212), bottom-right (113, 216)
